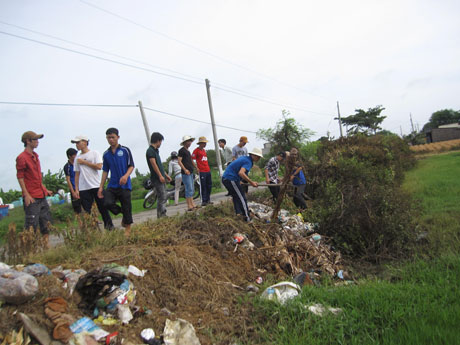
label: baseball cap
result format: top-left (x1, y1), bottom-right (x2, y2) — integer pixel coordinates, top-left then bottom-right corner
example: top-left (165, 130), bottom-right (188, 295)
top-left (21, 131), bottom-right (43, 143)
top-left (71, 135), bottom-right (89, 143)
top-left (240, 136), bottom-right (249, 143)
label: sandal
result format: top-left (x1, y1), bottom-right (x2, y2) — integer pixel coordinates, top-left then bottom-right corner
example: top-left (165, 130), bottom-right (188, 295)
top-left (187, 208), bottom-right (195, 212)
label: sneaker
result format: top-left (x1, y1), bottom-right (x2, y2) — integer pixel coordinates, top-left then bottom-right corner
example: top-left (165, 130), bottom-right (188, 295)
top-left (207, 201), bottom-right (214, 205)
top-left (201, 202), bottom-right (208, 206)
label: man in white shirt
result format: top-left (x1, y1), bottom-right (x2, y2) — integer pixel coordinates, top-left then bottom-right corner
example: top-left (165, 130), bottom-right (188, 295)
top-left (72, 135), bottom-right (113, 230)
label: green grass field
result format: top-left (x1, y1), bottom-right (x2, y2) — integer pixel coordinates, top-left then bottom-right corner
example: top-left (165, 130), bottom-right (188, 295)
top-left (252, 152), bottom-right (460, 345)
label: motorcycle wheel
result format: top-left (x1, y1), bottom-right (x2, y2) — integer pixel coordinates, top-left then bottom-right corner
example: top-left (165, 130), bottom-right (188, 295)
top-left (143, 192), bottom-right (157, 209)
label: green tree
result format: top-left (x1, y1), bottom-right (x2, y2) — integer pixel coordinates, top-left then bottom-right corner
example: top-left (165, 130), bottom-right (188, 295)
top-left (257, 110), bottom-right (314, 156)
top-left (341, 105), bottom-right (386, 135)
top-left (42, 169), bottom-right (67, 193)
top-left (422, 109), bottom-right (460, 131)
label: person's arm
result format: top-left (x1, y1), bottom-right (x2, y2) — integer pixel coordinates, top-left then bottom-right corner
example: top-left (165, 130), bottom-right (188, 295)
top-left (119, 166), bottom-right (134, 186)
top-left (168, 161), bottom-right (173, 176)
top-left (77, 159), bottom-right (102, 170)
top-left (97, 170), bottom-right (109, 198)
top-left (74, 171), bottom-right (80, 199)
top-left (238, 167), bottom-right (258, 187)
top-left (65, 176), bottom-right (78, 198)
top-left (232, 147), bottom-right (237, 161)
top-left (149, 157), bottom-right (166, 183)
top-left (290, 166), bottom-right (302, 182)
top-left (18, 178), bottom-right (34, 206)
top-left (177, 156), bottom-right (190, 175)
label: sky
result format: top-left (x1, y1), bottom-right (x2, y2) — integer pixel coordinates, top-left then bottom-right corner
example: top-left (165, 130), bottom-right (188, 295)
top-left (1, 0), bottom-right (459, 191)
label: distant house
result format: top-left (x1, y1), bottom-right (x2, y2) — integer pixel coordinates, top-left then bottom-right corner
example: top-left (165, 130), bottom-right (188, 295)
top-left (262, 142), bottom-right (272, 156)
top-left (426, 122), bottom-right (460, 143)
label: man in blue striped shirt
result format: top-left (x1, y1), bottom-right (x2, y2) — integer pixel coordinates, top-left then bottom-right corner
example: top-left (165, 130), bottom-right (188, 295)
top-left (98, 128), bottom-right (135, 236)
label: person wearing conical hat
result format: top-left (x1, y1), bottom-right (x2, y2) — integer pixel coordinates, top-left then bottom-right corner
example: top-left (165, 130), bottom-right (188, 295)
top-left (222, 148), bottom-right (263, 222)
top-left (192, 136), bottom-right (213, 206)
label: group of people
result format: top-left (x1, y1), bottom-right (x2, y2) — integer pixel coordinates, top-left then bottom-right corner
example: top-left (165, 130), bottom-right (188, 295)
top-left (15, 129), bottom-right (307, 246)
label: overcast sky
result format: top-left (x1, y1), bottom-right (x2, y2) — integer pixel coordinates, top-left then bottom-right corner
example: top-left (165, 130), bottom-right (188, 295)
top-left (1, 0), bottom-right (459, 191)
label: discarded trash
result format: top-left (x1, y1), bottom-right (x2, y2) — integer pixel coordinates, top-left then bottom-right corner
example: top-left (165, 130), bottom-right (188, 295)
top-left (102, 263), bottom-right (129, 276)
top-left (70, 317), bottom-right (109, 341)
top-left (128, 265), bottom-right (147, 277)
top-left (0, 262), bottom-right (10, 270)
top-left (233, 233), bottom-right (245, 244)
top-left (255, 276), bottom-right (263, 284)
top-left (337, 270), bottom-right (344, 280)
top-left (163, 318), bottom-right (201, 345)
top-left (117, 303), bottom-right (133, 324)
top-left (0, 327), bottom-right (31, 345)
top-left (52, 266), bottom-right (87, 295)
top-left (261, 282), bottom-right (301, 304)
top-left (246, 284), bottom-right (259, 293)
top-left (140, 328), bottom-right (155, 343)
top-left (0, 269), bottom-right (38, 304)
top-left (293, 272), bottom-right (314, 286)
top-left (306, 303), bottom-right (343, 316)
top-left (23, 263), bottom-right (50, 276)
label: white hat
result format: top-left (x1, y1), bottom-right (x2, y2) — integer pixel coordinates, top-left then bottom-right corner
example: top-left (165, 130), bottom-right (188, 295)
top-left (181, 135), bottom-right (195, 145)
top-left (71, 135), bottom-right (89, 143)
top-left (248, 148), bottom-right (263, 157)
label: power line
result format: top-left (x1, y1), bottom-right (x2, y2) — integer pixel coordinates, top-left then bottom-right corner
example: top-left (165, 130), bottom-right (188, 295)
top-left (0, 20), bottom-right (334, 116)
top-left (79, 0), bottom-right (333, 102)
top-left (0, 101), bottom-right (136, 107)
top-left (142, 106), bottom-right (257, 134)
top-left (0, 29), bottom-right (335, 116)
top-left (0, 20), bottom-right (204, 84)
top-left (0, 30), bottom-right (203, 85)
top-left (0, 100), bottom-right (257, 134)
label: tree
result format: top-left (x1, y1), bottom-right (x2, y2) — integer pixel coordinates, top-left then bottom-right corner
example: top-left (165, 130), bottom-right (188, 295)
top-left (341, 105), bottom-right (386, 135)
top-left (257, 110), bottom-right (314, 156)
top-left (422, 109), bottom-right (460, 131)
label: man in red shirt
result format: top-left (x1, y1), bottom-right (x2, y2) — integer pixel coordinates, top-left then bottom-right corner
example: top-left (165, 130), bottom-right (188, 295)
top-left (192, 136), bottom-right (213, 206)
top-left (16, 131), bottom-right (53, 247)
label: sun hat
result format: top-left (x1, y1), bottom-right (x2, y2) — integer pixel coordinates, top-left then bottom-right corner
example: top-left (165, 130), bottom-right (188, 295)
top-left (248, 148), bottom-right (263, 157)
top-left (21, 131), bottom-right (43, 143)
top-left (181, 135), bottom-right (195, 145)
top-left (71, 135), bottom-right (89, 143)
top-left (197, 136), bottom-right (209, 144)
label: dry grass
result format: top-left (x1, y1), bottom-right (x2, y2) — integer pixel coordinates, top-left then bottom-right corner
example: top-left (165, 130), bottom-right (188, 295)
top-left (410, 139), bottom-right (460, 155)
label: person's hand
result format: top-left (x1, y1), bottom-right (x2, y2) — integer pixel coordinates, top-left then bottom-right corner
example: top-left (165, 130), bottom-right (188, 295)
top-left (47, 190), bottom-right (54, 196)
top-left (290, 175), bottom-right (295, 181)
top-left (159, 176), bottom-right (166, 184)
top-left (166, 175), bottom-right (172, 182)
top-left (265, 179), bottom-right (270, 185)
top-left (185, 169), bottom-right (190, 175)
top-left (250, 181), bottom-right (258, 188)
top-left (71, 191), bottom-right (79, 199)
top-left (75, 190), bottom-right (80, 199)
top-left (97, 188), bottom-right (104, 199)
top-left (77, 158), bottom-right (86, 165)
top-left (24, 194), bottom-right (35, 207)
top-left (119, 175), bottom-right (128, 185)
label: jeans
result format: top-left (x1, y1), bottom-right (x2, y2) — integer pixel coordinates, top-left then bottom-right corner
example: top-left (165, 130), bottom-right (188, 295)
top-left (80, 188), bottom-right (114, 229)
top-left (182, 173), bottom-right (195, 198)
top-left (104, 188), bottom-right (133, 225)
top-left (222, 178), bottom-right (250, 221)
top-left (153, 180), bottom-right (167, 218)
top-left (268, 182), bottom-right (280, 202)
top-left (23, 197), bottom-right (52, 235)
top-left (199, 172), bottom-right (212, 203)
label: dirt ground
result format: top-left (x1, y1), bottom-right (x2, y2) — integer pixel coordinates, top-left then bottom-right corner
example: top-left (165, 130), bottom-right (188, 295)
top-left (0, 199), bottom-right (346, 345)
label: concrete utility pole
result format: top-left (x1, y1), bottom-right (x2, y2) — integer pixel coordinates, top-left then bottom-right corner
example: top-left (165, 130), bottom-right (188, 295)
top-left (205, 79), bottom-right (224, 188)
top-left (336, 101), bottom-right (344, 137)
top-left (138, 100), bottom-right (151, 145)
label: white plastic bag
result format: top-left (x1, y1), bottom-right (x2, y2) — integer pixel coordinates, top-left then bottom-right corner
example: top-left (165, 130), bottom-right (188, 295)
top-left (260, 281), bottom-right (301, 304)
top-left (0, 269), bottom-right (38, 304)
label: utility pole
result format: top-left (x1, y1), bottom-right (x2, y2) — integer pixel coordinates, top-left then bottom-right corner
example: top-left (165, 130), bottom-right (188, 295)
top-left (400, 126), bottom-right (403, 138)
top-left (205, 79), bottom-right (224, 188)
top-left (138, 100), bottom-right (151, 145)
top-left (336, 101), bottom-right (344, 137)
top-left (410, 113), bottom-right (415, 133)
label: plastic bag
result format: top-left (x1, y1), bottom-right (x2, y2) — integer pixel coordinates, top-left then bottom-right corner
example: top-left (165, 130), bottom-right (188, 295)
top-left (0, 269), bottom-right (39, 304)
top-left (23, 263), bottom-right (50, 276)
top-left (163, 318), bottom-right (201, 345)
top-left (260, 282), bottom-right (301, 305)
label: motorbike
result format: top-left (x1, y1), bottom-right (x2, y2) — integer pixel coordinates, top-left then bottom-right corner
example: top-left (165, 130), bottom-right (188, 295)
top-left (143, 175), bottom-right (201, 209)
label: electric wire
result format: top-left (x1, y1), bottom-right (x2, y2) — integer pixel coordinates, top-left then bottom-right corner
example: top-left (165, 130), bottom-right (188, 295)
top-left (79, 0), bottom-right (333, 102)
top-left (142, 106), bottom-right (257, 134)
top-left (0, 21), bottom-right (334, 116)
top-left (0, 30), bottom-right (203, 85)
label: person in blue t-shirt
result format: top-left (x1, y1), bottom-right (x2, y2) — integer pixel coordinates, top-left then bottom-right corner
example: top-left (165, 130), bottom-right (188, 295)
top-left (289, 148), bottom-right (307, 210)
top-left (98, 128), bottom-right (135, 236)
top-left (222, 148), bottom-right (263, 222)
top-left (63, 148), bottom-right (82, 214)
